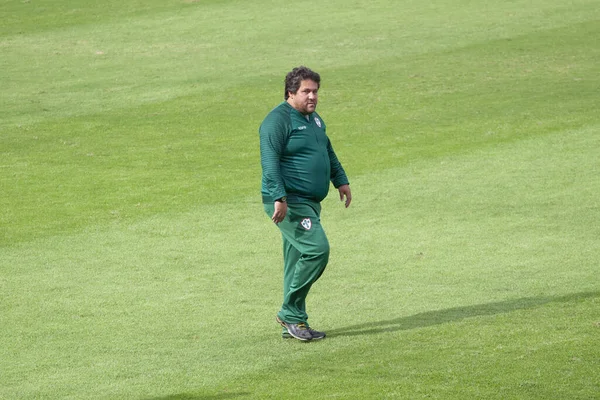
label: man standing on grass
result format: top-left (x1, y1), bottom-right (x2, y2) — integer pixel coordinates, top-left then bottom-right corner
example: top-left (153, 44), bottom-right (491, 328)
top-left (259, 66), bottom-right (352, 341)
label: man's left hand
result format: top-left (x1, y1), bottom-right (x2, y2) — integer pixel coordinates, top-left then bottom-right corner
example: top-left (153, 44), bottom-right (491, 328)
top-left (338, 184), bottom-right (352, 208)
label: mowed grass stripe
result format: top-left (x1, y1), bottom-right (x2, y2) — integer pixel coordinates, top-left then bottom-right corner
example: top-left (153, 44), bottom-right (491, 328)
top-left (1, 0), bottom-right (597, 127)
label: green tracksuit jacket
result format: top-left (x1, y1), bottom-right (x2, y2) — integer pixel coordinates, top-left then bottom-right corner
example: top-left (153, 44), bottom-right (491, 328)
top-left (260, 102), bottom-right (349, 204)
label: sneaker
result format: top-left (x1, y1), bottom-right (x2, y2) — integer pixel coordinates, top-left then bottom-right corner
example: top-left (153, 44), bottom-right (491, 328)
top-left (276, 316), bottom-right (312, 341)
top-left (308, 327), bottom-right (326, 340)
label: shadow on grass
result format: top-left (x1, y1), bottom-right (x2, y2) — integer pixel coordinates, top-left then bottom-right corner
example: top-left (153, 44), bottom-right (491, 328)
top-left (329, 291), bottom-right (599, 338)
top-left (144, 393), bottom-right (250, 400)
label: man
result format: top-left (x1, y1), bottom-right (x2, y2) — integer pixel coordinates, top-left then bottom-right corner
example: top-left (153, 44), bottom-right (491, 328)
top-left (259, 66), bottom-right (352, 341)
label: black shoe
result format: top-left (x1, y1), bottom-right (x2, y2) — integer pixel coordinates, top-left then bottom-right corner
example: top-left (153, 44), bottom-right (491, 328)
top-left (308, 327), bottom-right (326, 340)
top-left (281, 326), bottom-right (325, 339)
top-left (276, 316), bottom-right (312, 341)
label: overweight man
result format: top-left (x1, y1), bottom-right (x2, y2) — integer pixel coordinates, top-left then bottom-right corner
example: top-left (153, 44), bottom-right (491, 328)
top-left (259, 66), bottom-right (352, 341)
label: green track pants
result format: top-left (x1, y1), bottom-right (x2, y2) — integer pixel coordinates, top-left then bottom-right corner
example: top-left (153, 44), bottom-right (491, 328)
top-left (264, 202), bottom-right (329, 325)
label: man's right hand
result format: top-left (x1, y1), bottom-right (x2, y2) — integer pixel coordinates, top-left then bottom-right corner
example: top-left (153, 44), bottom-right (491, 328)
top-left (272, 201), bottom-right (288, 224)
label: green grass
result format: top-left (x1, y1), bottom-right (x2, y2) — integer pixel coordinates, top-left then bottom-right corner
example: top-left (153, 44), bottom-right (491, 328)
top-left (1, 0), bottom-right (599, 398)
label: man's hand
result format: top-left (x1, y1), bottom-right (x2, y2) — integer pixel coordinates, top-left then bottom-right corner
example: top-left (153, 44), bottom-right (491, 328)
top-left (338, 184), bottom-right (352, 208)
top-left (272, 201), bottom-right (288, 223)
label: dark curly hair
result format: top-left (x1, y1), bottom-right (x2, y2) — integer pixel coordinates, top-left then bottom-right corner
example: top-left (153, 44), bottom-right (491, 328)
top-left (284, 66), bottom-right (321, 100)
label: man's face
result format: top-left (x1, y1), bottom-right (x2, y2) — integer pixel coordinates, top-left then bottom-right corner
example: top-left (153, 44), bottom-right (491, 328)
top-left (287, 79), bottom-right (319, 115)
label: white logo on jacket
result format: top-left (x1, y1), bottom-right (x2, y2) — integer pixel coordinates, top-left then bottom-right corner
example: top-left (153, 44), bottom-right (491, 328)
top-left (314, 117), bottom-right (321, 128)
top-left (301, 218), bottom-right (312, 230)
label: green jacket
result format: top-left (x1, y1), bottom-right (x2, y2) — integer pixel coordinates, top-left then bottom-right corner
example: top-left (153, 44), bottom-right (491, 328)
top-left (260, 102), bottom-right (349, 204)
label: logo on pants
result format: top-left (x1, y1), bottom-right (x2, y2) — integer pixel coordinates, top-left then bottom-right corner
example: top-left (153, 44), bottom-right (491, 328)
top-left (301, 218), bottom-right (312, 230)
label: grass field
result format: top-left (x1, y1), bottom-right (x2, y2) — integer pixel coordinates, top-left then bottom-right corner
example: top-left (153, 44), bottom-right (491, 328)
top-left (1, 0), bottom-right (599, 398)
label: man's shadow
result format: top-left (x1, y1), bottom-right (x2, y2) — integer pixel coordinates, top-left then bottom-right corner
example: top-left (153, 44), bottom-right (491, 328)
top-left (328, 291), bottom-right (599, 338)
top-left (145, 393), bottom-right (250, 400)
